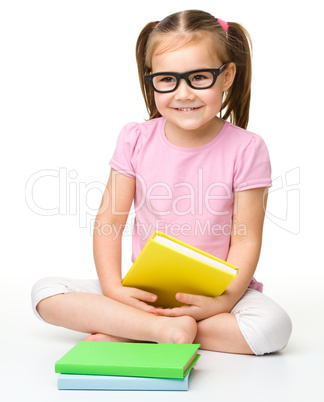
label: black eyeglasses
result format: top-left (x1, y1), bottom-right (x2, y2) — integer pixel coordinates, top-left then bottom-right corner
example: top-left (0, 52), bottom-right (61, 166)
top-left (144, 63), bottom-right (228, 93)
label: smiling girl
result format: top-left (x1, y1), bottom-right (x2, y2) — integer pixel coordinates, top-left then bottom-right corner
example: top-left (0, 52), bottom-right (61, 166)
top-left (32, 10), bottom-right (292, 355)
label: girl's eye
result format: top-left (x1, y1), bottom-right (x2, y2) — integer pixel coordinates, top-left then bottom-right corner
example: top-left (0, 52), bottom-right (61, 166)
top-left (152, 75), bottom-right (177, 91)
top-left (192, 74), bottom-right (207, 82)
top-left (160, 76), bottom-right (175, 83)
top-left (189, 72), bottom-right (213, 87)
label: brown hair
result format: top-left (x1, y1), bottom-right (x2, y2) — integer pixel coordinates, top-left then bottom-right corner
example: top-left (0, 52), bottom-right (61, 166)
top-left (136, 10), bottom-right (252, 130)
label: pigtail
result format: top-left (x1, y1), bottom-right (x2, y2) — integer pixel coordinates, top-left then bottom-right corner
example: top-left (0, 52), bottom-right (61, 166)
top-left (222, 22), bottom-right (252, 130)
top-left (136, 22), bottom-right (161, 119)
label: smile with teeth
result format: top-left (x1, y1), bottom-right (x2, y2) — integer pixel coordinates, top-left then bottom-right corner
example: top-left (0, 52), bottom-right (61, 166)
top-left (177, 107), bottom-right (199, 111)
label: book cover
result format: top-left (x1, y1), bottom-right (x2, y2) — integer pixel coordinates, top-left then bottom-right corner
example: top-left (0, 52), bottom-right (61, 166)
top-left (55, 342), bottom-right (200, 379)
top-left (122, 231), bottom-right (238, 308)
top-left (57, 368), bottom-right (194, 391)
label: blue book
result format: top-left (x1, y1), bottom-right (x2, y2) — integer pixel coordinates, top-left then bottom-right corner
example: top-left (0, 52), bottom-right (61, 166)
top-left (58, 368), bottom-right (194, 391)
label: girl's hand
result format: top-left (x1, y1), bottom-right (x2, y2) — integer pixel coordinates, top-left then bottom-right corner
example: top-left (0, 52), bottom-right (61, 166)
top-left (152, 293), bottom-right (232, 321)
top-left (105, 285), bottom-right (158, 313)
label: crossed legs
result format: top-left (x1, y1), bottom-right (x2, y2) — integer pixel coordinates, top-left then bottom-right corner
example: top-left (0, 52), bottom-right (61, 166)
top-left (33, 278), bottom-right (292, 355)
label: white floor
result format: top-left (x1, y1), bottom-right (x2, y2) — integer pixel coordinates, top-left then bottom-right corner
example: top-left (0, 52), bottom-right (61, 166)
top-left (2, 276), bottom-right (323, 402)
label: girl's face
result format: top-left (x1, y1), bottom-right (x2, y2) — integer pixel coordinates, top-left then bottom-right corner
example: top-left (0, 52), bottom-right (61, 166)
top-left (151, 36), bottom-right (235, 139)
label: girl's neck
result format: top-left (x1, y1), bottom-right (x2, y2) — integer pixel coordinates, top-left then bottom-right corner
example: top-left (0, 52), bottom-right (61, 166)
top-left (164, 117), bottom-right (224, 148)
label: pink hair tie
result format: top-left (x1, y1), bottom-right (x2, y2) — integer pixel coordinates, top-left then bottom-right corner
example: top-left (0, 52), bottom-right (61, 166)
top-left (217, 18), bottom-right (229, 32)
top-left (154, 22), bottom-right (160, 29)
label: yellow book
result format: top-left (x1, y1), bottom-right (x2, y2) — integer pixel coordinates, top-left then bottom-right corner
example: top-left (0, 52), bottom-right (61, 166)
top-left (122, 231), bottom-right (238, 308)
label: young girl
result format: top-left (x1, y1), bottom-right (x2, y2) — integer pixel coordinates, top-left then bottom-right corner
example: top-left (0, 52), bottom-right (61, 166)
top-left (32, 10), bottom-right (292, 355)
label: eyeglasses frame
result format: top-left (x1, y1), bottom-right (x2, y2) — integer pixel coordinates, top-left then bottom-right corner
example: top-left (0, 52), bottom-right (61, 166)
top-left (144, 63), bottom-right (228, 93)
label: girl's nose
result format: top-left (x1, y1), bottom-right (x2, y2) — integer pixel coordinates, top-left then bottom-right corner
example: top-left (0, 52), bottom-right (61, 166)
top-left (174, 79), bottom-right (195, 100)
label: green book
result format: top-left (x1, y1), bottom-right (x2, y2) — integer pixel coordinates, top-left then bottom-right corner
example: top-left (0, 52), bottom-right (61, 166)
top-left (55, 342), bottom-right (200, 379)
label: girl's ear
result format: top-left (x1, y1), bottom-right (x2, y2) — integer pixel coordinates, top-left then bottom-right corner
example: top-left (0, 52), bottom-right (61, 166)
top-left (223, 62), bottom-right (236, 91)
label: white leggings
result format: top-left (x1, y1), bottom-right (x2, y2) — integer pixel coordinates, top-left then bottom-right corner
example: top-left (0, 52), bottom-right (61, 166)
top-left (31, 277), bottom-right (292, 356)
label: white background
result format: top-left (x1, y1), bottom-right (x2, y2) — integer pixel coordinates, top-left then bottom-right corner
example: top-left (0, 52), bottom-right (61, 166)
top-left (1, 0), bottom-right (323, 401)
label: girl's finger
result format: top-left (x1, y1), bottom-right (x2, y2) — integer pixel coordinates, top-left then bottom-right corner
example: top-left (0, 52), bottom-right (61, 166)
top-left (176, 293), bottom-right (198, 305)
top-left (132, 299), bottom-right (156, 313)
top-left (154, 307), bottom-right (190, 317)
top-left (132, 288), bottom-right (157, 303)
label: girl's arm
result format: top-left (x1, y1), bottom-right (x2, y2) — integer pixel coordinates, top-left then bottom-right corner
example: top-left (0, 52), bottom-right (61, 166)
top-left (93, 168), bottom-right (157, 312)
top-left (222, 186), bottom-right (268, 306)
top-left (153, 187), bottom-right (268, 320)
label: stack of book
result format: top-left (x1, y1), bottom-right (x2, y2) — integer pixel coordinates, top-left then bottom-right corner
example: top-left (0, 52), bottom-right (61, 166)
top-left (55, 341), bottom-right (201, 391)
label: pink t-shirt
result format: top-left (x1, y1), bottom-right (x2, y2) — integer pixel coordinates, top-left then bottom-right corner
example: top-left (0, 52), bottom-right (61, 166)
top-left (109, 117), bottom-right (272, 292)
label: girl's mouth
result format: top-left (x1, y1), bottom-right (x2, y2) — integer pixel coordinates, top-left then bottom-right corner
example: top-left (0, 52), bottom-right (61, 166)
top-left (176, 107), bottom-right (201, 111)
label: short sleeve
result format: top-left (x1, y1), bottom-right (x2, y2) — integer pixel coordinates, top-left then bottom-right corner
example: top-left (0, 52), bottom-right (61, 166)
top-left (233, 134), bottom-right (272, 191)
top-left (109, 122), bottom-right (141, 178)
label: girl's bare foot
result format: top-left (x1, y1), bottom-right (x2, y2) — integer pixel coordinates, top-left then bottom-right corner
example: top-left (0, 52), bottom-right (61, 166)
top-left (85, 333), bottom-right (133, 342)
top-left (85, 316), bottom-right (198, 344)
top-left (155, 316), bottom-right (198, 344)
